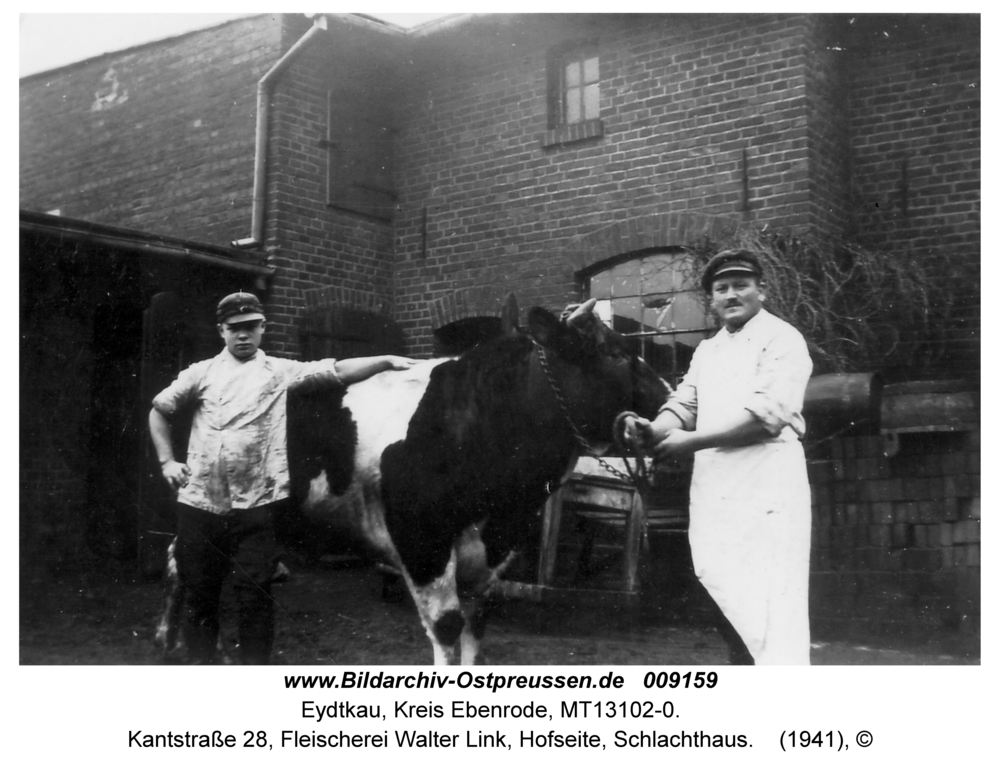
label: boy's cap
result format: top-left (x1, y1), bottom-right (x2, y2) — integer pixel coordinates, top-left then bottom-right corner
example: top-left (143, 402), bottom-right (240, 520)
top-left (217, 292), bottom-right (265, 324)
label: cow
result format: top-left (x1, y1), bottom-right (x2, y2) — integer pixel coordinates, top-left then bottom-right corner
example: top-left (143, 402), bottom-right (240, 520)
top-left (156, 296), bottom-right (669, 665)
top-left (285, 296), bottom-right (670, 664)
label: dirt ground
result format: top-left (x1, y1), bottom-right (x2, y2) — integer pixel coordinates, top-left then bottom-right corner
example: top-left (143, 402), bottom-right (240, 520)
top-left (20, 551), bottom-right (979, 666)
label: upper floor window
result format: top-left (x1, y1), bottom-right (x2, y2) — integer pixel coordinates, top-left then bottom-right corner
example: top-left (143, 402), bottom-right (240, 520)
top-left (325, 89), bottom-right (396, 222)
top-left (544, 41), bottom-right (603, 147)
top-left (587, 250), bottom-right (716, 388)
top-left (560, 47), bottom-right (600, 125)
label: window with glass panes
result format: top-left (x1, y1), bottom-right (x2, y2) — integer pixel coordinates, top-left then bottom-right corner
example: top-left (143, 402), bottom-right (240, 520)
top-left (588, 251), bottom-right (716, 388)
top-left (561, 48), bottom-right (599, 125)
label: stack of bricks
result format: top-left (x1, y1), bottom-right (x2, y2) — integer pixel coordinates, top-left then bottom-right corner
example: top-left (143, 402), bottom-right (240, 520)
top-left (807, 429), bottom-right (980, 644)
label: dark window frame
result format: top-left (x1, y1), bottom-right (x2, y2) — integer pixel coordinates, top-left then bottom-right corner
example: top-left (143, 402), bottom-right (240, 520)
top-left (323, 89), bottom-right (396, 222)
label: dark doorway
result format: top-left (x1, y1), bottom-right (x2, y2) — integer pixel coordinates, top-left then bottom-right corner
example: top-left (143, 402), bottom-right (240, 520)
top-left (300, 306), bottom-right (406, 361)
top-left (85, 299), bottom-right (146, 561)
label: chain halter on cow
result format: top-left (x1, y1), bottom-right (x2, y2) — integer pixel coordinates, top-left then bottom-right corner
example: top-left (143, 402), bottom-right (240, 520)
top-left (531, 300), bottom-right (663, 492)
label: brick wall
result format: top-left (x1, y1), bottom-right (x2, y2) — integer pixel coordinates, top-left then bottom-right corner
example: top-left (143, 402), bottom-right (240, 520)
top-left (802, 16), bottom-right (852, 240)
top-left (808, 424), bottom-right (980, 648)
top-left (22, 14), bottom-right (978, 368)
top-left (846, 19), bottom-right (980, 379)
top-left (392, 14), bottom-right (827, 356)
top-left (848, 19), bottom-right (980, 258)
top-left (19, 15), bottom-right (282, 247)
top-left (19, 15), bottom-right (398, 363)
top-left (261, 15), bottom-right (397, 359)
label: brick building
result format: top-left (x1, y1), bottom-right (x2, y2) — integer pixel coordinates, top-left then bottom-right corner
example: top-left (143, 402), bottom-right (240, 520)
top-left (20, 13), bottom-right (979, 649)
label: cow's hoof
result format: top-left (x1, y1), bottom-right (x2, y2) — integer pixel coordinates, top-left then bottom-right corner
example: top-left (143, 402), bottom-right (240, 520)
top-left (433, 610), bottom-right (466, 647)
top-left (271, 561), bottom-right (291, 584)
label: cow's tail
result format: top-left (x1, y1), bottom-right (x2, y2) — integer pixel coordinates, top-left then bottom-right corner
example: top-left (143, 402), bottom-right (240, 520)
top-left (153, 537), bottom-right (186, 663)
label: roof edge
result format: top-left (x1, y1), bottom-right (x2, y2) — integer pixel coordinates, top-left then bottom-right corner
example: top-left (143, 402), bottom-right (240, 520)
top-left (19, 14), bottom-right (271, 83)
top-left (407, 14), bottom-right (479, 38)
top-left (332, 13), bottom-right (474, 37)
top-left (20, 210), bottom-right (274, 277)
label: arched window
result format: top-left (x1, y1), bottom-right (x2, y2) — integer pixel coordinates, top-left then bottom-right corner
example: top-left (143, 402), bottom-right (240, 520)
top-left (587, 249), bottom-right (715, 387)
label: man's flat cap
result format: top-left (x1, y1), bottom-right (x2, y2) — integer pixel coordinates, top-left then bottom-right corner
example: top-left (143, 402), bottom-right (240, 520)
top-left (701, 249), bottom-right (764, 292)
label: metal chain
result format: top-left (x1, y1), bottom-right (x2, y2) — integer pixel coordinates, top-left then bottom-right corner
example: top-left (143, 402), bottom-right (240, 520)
top-left (532, 340), bottom-right (649, 487)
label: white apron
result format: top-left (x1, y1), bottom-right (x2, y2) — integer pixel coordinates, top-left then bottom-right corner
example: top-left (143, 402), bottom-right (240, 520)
top-left (689, 441), bottom-right (811, 664)
top-left (673, 310), bottom-right (813, 664)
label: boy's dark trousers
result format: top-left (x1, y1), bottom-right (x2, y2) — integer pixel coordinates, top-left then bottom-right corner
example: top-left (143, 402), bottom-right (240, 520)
top-left (174, 502), bottom-right (280, 664)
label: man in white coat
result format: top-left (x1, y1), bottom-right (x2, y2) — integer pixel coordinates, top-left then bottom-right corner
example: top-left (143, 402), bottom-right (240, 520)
top-left (629, 249), bottom-right (814, 664)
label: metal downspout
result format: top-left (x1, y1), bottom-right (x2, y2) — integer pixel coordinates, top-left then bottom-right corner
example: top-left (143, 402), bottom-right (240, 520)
top-left (233, 14), bottom-right (328, 249)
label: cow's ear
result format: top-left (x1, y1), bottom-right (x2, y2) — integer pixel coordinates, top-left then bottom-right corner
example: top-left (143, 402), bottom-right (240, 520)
top-left (527, 306), bottom-right (564, 347)
top-left (501, 292), bottom-right (520, 336)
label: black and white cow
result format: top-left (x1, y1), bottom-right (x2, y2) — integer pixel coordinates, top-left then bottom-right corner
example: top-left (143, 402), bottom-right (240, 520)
top-left (285, 297), bottom-right (670, 664)
top-left (156, 297), bottom-right (668, 664)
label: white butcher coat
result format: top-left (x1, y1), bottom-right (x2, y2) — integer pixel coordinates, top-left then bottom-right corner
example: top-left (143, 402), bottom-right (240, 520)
top-left (663, 309), bottom-right (813, 664)
top-left (152, 349), bottom-right (341, 513)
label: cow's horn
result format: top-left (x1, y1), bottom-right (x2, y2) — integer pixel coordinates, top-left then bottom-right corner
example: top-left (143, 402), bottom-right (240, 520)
top-left (565, 297), bottom-right (597, 326)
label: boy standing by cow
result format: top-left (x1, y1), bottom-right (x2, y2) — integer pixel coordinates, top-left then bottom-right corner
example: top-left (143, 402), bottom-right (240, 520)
top-left (148, 292), bottom-right (414, 664)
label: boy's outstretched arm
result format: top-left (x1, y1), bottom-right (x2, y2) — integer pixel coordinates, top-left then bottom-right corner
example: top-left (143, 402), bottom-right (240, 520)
top-left (334, 355), bottom-right (418, 384)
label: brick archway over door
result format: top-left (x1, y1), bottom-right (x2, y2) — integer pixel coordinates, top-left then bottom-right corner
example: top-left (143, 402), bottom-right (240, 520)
top-left (300, 286), bottom-right (403, 361)
top-left (565, 212), bottom-right (741, 274)
top-left (427, 286), bottom-right (512, 330)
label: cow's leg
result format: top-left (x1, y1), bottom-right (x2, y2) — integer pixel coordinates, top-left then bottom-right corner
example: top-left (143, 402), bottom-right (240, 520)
top-left (458, 551), bottom-right (520, 664)
top-left (401, 553), bottom-right (463, 665)
top-left (408, 575), bottom-right (466, 665)
top-left (388, 512), bottom-right (472, 664)
top-left (154, 537), bottom-right (185, 662)
top-left (455, 527), bottom-right (486, 665)
top-left (455, 523), bottom-right (491, 596)
top-left (453, 524), bottom-right (493, 665)
top-left (454, 526), bottom-right (521, 665)
top-left (457, 597), bottom-right (492, 665)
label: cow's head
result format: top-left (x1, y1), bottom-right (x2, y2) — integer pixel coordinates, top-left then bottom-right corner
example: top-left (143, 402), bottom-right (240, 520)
top-left (524, 298), bottom-right (670, 446)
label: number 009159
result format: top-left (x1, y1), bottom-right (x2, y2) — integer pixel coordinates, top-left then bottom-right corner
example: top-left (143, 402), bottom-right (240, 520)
top-left (643, 671), bottom-right (718, 689)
